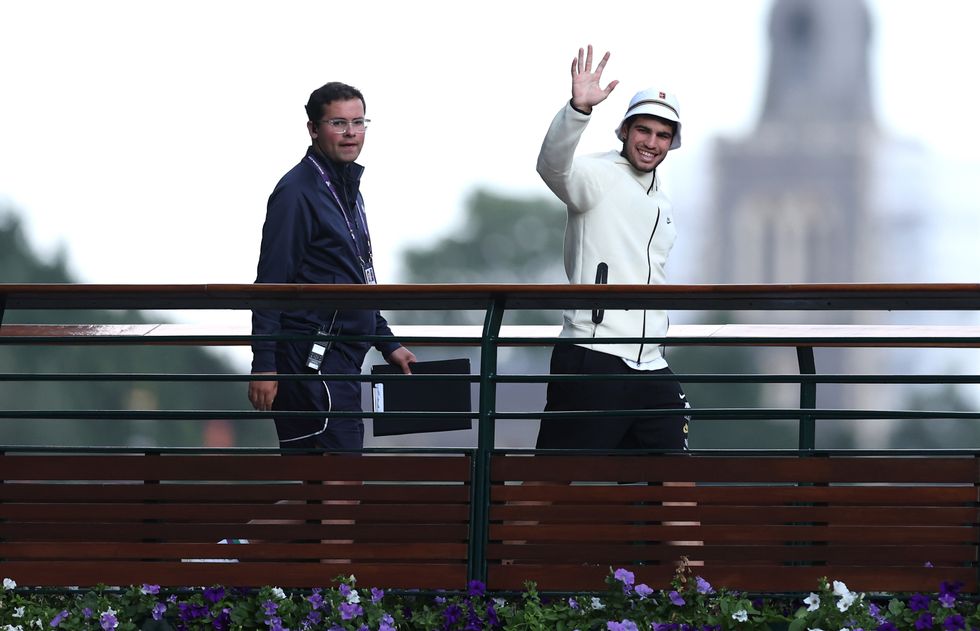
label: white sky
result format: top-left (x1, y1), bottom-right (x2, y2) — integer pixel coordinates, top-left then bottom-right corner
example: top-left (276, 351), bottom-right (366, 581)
top-left (1, 0), bottom-right (979, 293)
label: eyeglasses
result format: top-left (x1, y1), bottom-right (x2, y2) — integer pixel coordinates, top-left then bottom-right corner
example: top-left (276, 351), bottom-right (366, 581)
top-left (318, 118), bottom-right (370, 134)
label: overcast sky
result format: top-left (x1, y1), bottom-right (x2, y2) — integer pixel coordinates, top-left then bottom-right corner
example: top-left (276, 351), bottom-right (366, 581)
top-left (2, 0), bottom-right (978, 293)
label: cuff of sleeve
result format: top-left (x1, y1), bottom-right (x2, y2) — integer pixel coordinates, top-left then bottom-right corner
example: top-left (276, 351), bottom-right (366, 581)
top-left (378, 341), bottom-right (402, 359)
top-left (569, 100), bottom-right (592, 116)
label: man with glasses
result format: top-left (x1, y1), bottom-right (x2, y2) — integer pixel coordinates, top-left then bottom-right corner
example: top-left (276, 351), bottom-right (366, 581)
top-left (249, 81), bottom-right (415, 451)
top-left (535, 46), bottom-right (691, 452)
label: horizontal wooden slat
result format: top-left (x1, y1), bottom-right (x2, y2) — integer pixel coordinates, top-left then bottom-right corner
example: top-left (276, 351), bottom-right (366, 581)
top-left (486, 543), bottom-right (975, 564)
top-left (491, 455), bottom-right (980, 484)
top-left (490, 504), bottom-right (979, 525)
top-left (490, 524), bottom-right (976, 544)
top-left (0, 502), bottom-right (471, 522)
top-left (0, 542), bottom-right (467, 561)
top-left (0, 483), bottom-right (471, 503)
top-left (0, 523), bottom-right (470, 542)
top-left (491, 484), bottom-right (978, 505)
top-left (0, 454), bottom-right (472, 481)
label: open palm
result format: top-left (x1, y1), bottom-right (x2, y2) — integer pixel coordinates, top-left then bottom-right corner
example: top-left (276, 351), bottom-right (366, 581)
top-left (571, 45), bottom-right (618, 111)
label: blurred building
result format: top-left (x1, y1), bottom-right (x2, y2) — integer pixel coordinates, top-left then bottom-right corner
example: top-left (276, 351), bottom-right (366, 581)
top-left (704, 0), bottom-right (928, 444)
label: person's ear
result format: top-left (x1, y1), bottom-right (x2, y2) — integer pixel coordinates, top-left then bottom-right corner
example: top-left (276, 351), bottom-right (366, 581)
top-left (307, 120), bottom-right (318, 140)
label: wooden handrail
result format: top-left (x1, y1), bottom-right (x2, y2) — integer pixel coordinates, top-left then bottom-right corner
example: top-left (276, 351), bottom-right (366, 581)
top-left (2, 282), bottom-right (980, 311)
top-left (3, 323), bottom-right (980, 347)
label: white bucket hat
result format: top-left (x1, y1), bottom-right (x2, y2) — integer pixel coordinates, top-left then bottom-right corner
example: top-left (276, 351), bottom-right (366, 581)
top-left (615, 87), bottom-right (682, 150)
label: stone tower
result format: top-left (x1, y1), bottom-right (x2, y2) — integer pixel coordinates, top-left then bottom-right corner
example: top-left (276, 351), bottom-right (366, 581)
top-left (709, 0), bottom-right (878, 284)
top-left (704, 0), bottom-right (927, 446)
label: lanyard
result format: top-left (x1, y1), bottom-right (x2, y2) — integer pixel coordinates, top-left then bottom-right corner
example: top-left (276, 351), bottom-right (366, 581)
top-left (305, 155), bottom-right (374, 273)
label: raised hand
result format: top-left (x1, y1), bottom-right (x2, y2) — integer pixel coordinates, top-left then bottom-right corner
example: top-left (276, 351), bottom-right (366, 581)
top-left (570, 45), bottom-right (619, 114)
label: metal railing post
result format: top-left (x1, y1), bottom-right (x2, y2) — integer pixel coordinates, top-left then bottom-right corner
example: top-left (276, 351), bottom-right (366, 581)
top-left (797, 346), bottom-right (817, 451)
top-left (467, 297), bottom-right (504, 584)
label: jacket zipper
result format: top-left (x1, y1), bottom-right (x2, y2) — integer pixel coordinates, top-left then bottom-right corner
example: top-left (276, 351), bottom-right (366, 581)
top-left (637, 207), bottom-right (661, 363)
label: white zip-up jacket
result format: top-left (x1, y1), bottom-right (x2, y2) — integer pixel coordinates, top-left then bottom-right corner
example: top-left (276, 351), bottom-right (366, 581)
top-left (537, 102), bottom-right (677, 367)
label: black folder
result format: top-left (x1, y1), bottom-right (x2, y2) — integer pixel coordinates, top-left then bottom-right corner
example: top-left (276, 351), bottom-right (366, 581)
top-left (370, 358), bottom-right (473, 436)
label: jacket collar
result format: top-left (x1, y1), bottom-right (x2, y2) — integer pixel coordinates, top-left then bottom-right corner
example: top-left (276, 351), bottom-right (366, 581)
top-left (306, 146), bottom-right (364, 184)
top-left (611, 150), bottom-right (658, 193)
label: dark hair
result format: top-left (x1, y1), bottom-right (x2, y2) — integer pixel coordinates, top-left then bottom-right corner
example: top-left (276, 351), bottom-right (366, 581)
top-left (305, 82), bottom-right (366, 122)
top-left (623, 114), bottom-right (677, 138)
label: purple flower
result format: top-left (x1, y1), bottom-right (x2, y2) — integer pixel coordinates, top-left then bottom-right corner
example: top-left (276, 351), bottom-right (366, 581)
top-left (467, 580), bottom-right (487, 597)
top-left (944, 615), bottom-right (966, 631)
top-left (179, 603), bottom-right (209, 621)
top-left (607, 620), bottom-right (640, 631)
top-left (308, 592), bottom-right (324, 610)
top-left (869, 603), bottom-right (886, 623)
top-left (635, 584), bottom-right (653, 599)
top-left (82, 608), bottom-right (94, 619)
top-left (141, 584), bottom-right (161, 595)
top-left (49, 611), bottom-right (69, 628)
top-left (100, 611), bottom-right (118, 631)
top-left (266, 616), bottom-right (286, 631)
top-left (443, 604), bottom-right (462, 626)
top-left (916, 613), bottom-right (935, 630)
top-left (371, 587), bottom-right (385, 604)
top-left (669, 590), bottom-right (686, 607)
top-left (940, 593), bottom-right (957, 608)
top-left (925, 561), bottom-right (935, 568)
top-left (339, 602), bottom-right (363, 620)
top-left (305, 611), bottom-right (322, 626)
top-left (339, 584), bottom-right (352, 598)
top-left (212, 608), bottom-right (231, 631)
top-left (379, 614), bottom-right (396, 631)
top-left (204, 587), bottom-right (225, 604)
top-left (152, 603), bottom-right (167, 621)
top-left (695, 577), bottom-right (714, 595)
top-left (941, 581), bottom-right (964, 597)
top-left (568, 597), bottom-right (580, 610)
top-left (262, 600), bottom-right (278, 617)
top-left (877, 623), bottom-right (899, 631)
top-left (614, 568), bottom-right (635, 587)
top-left (486, 602), bottom-right (500, 627)
top-left (910, 593), bottom-right (931, 611)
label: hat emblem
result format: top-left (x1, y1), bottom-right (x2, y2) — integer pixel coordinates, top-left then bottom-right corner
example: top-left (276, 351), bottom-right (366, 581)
top-left (659, 92), bottom-right (666, 99)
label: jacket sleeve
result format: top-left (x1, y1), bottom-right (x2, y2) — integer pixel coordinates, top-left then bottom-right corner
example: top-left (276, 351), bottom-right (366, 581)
top-left (250, 182), bottom-right (312, 373)
top-left (373, 311), bottom-right (402, 359)
top-left (535, 102), bottom-right (605, 213)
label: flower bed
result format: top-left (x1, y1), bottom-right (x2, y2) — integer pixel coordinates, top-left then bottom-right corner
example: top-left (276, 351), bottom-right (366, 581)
top-left (1, 564), bottom-right (977, 631)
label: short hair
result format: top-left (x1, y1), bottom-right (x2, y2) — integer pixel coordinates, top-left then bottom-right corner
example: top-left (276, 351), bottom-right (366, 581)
top-left (623, 114), bottom-right (677, 139)
top-left (305, 82), bottom-right (366, 122)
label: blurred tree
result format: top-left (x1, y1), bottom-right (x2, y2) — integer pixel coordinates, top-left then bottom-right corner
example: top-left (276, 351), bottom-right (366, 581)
top-left (393, 189), bottom-right (567, 325)
top-left (0, 208), bottom-right (275, 447)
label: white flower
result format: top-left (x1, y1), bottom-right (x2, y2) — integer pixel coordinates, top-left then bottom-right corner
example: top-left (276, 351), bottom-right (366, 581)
top-left (104, 608), bottom-right (116, 616)
top-left (803, 592), bottom-right (821, 612)
top-left (30, 620), bottom-right (41, 629)
top-left (732, 609), bottom-right (748, 622)
top-left (346, 590), bottom-right (361, 604)
top-left (12, 607), bottom-right (25, 618)
top-left (5, 625), bottom-right (24, 631)
top-left (840, 628), bottom-right (851, 631)
top-left (590, 597), bottom-right (605, 610)
top-left (2, 578), bottom-right (16, 591)
top-left (832, 580), bottom-right (857, 612)
top-left (808, 628), bottom-right (824, 631)
top-left (271, 587), bottom-right (286, 600)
